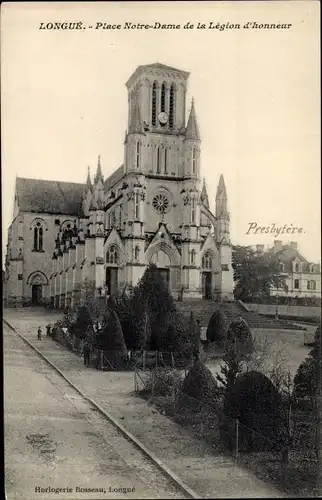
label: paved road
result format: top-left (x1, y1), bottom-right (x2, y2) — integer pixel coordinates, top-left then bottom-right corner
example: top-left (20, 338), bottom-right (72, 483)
top-left (4, 323), bottom-right (186, 500)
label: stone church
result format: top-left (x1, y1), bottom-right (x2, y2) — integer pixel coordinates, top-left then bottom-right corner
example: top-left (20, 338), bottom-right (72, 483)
top-left (4, 63), bottom-right (234, 308)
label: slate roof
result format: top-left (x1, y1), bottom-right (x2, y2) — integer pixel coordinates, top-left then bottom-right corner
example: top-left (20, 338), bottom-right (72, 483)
top-left (263, 244), bottom-right (315, 272)
top-left (16, 178), bottom-right (85, 216)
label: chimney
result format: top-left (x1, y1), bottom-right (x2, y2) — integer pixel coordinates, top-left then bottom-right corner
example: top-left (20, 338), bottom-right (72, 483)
top-left (273, 240), bottom-right (283, 253)
top-left (256, 244), bottom-right (264, 254)
top-left (290, 241), bottom-right (298, 250)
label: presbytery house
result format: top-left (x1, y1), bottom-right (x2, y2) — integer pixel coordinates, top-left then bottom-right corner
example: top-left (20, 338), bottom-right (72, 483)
top-left (4, 63), bottom-right (234, 308)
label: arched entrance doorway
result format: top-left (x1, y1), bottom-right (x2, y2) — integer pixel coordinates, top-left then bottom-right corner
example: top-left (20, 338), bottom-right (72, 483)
top-left (27, 271), bottom-right (48, 305)
top-left (150, 250), bottom-right (171, 288)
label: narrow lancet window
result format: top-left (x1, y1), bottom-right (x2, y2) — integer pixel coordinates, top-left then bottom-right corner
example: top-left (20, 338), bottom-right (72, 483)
top-left (169, 84), bottom-right (175, 129)
top-left (152, 82), bottom-right (157, 126)
top-left (156, 147), bottom-right (161, 173)
top-left (136, 142), bottom-right (140, 168)
top-left (192, 148), bottom-right (196, 174)
top-left (164, 148), bottom-right (168, 174)
top-left (161, 83), bottom-right (166, 113)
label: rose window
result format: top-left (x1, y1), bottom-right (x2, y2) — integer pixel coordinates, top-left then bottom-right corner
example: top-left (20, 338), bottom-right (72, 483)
top-left (152, 193), bottom-right (169, 214)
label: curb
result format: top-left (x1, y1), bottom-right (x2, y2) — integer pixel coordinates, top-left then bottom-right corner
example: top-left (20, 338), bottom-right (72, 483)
top-left (4, 317), bottom-right (201, 500)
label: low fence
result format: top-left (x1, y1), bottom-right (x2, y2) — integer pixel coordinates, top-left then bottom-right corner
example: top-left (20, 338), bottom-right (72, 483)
top-left (134, 370), bottom-right (318, 473)
top-left (49, 325), bottom-right (179, 371)
top-left (246, 303), bottom-right (321, 318)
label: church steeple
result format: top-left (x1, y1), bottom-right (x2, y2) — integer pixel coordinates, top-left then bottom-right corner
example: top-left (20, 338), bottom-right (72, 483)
top-left (185, 97), bottom-right (200, 141)
top-left (94, 155), bottom-right (104, 185)
top-left (129, 101), bottom-right (145, 135)
top-left (200, 177), bottom-right (209, 208)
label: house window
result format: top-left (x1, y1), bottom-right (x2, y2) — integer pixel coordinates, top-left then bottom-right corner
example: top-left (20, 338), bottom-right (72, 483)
top-left (202, 251), bottom-right (212, 269)
top-left (169, 83), bottom-right (175, 129)
top-left (156, 147), bottom-right (161, 173)
top-left (151, 82), bottom-right (157, 126)
top-left (294, 279), bottom-right (299, 289)
top-left (136, 142), bottom-right (140, 168)
top-left (191, 198), bottom-right (196, 224)
top-left (106, 245), bottom-right (119, 264)
top-left (192, 148), bottom-right (196, 174)
top-left (164, 148), bottom-right (168, 174)
top-left (308, 280), bottom-right (316, 290)
top-left (18, 274), bottom-right (23, 281)
top-left (190, 249), bottom-right (196, 265)
top-left (33, 223), bottom-right (43, 251)
top-left (309, 264), bottom-right (315, 273)
top-left (55, 219), bottom-right (60, 225)
top-left (134, 192), bottom-right (140, 219)
top-left (161, 83), bottom-right (166, 113)
top-left (295, 263), bottom-right (300, 272)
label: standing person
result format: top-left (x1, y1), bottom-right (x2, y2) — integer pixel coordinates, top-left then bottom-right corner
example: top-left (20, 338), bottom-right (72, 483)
top-left (46, 324), bottom-right (51, 336)
top-left (37, 327), bottom-right (42, 340)
top-left (194, 319), bottom-right (202, 361)
top-left (82, 341), bottom-right (91, 367)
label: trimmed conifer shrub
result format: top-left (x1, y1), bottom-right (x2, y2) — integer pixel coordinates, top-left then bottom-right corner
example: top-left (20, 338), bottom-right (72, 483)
top-left (131, 263), bottom-right (177, 352)
top-left (182, 360), bottom-right (219, 407)
top-left (94, 309), bottom-right (127, 354)
top-left (225, 316), bottom-right (253, 357)
top-left (72, 305), bottom-right (93, 339)
top-left (222, 370), bottom-right (287, 452)
top-left (206, 309), bottom-right (229, 344)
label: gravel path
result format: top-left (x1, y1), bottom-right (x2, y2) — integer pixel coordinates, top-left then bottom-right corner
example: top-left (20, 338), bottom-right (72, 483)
top-left (4, 322), bottom-right (186, 500)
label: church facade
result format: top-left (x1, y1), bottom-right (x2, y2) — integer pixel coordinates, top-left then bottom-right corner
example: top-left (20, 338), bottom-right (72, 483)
top-left (4, 63), bottom-right (234, 308)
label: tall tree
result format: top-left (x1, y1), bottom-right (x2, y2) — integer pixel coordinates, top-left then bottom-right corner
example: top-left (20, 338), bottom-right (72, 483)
top-left (131, 263), bottom-right (177, 351)
top-left (232, 245), bottom-right (285, 302)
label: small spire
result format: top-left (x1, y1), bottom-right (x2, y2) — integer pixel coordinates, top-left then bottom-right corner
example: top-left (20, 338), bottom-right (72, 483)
top-left (200, 177), bottom-right (209, 207)
top-left (185, 97), bottom-right (200, 140)
top-left (216, 174), bottom-right (227, 200)
top-left (94, 155), bottom-right (104, 184)
top-left (86, 166), bottom-right (92, 188)
top-left (129, 101), bottom-right (144, 135)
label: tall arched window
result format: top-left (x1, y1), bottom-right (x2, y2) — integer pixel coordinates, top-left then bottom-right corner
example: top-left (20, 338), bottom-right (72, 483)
top-left (156, 147), bottom-right (161, 173)
top-left (294, 279), bottom-right (299, 289)
top-left (202, 251), bottom-right (212, 269)
top-left (309, 264), bottom-right (315, 273)
top-left (33, 223), bottom-right (43, 251)
top-left (106, 245), bottom-right (119, 264)
top-left (164, 148), bottom-right (168, 174)
top-left (191, 198), bottom-right (196, 224)
top-left (192, 148), bottom-right (196, 174)
top-left (295, 263), bottom-right (300, 272)
top-left (134, 245), bottom-right (140, 260)
top-left (136, 141), bottom-right (140, 168)
top-left (169, 83), bottom-right (175, 129)
top-left (134, 192), bottom-right (140, 219)
top-left (161, 82), bottom-right (166, 113)
top-left (190, 249), bottom-right (196, 265)
top-left (151, 82), bottom-right (157, 126)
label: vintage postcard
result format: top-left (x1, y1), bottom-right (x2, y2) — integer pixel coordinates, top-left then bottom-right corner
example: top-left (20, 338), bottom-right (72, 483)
top-left (2, 1), bottom-right (320, 499)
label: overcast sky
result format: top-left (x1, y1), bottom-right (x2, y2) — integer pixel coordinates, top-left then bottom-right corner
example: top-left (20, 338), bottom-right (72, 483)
top-left (1, 1), bottom-right (320, 264)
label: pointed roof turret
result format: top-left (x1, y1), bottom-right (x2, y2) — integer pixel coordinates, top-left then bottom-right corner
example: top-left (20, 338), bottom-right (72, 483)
top-left (185, 97), bottom-right (200, 140)
top-left (86, 166), bottom-right (92, 189)
top-left (216, 174), bottom-right (227, 200)
top-left (129, 101), bottom-right (145, 135)
top-left (94, 155), bottom-right (104, 185)
top-left (200, 177), bottom-right (209, 207)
